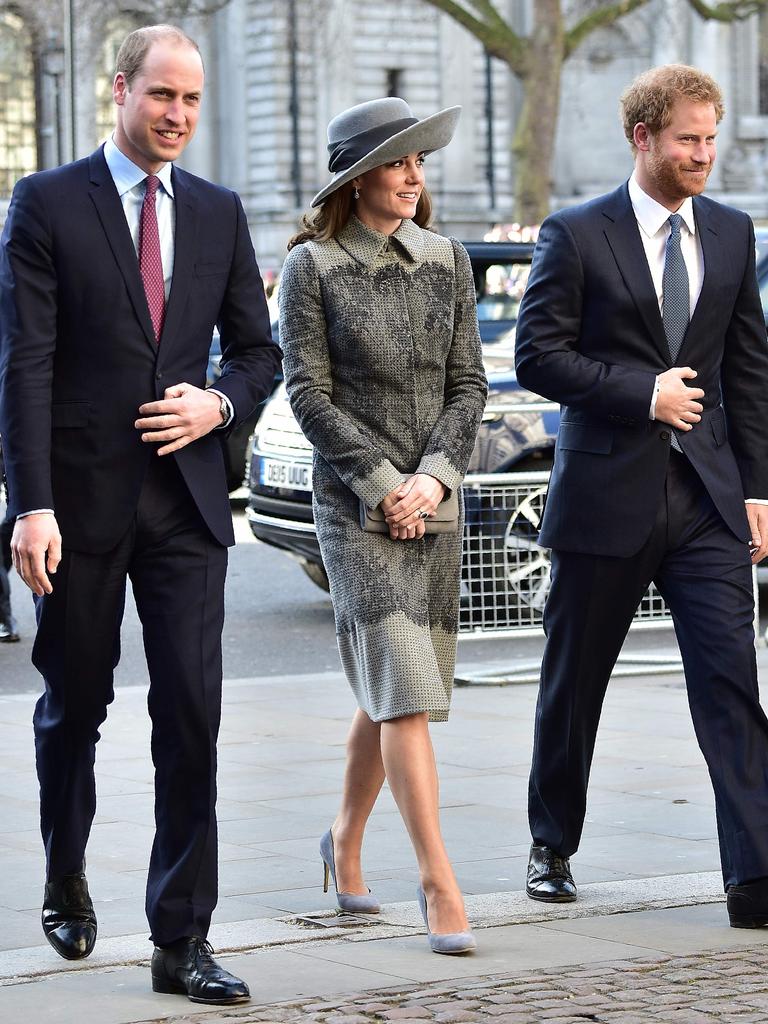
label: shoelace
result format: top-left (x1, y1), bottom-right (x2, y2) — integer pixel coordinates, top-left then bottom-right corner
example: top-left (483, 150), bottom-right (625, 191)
top-left (540, 850), bottom-right (570, 877)
top-left (194, 938), bottom-right (217, 965)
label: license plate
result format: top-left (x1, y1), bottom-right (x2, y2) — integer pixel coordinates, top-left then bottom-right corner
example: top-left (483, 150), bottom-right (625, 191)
top-left (260, 457), bottom-right (313, 492)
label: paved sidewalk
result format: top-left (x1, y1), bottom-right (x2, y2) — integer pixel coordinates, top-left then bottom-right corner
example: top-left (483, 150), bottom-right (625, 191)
top-left (2, 642), bottom-right (768, 1021)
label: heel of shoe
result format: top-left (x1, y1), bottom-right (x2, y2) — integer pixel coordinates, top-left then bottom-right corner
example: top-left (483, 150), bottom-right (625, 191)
top-left (729, 912), bottom-right (768, 929)
top-left (322, 859), bottom-right (330, 894)
top-left (152, 974), bottom-right (185, 995)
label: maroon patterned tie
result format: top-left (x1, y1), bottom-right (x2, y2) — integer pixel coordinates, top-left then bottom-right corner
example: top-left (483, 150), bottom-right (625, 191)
top-left (139, 174), bottom-right (165, 343)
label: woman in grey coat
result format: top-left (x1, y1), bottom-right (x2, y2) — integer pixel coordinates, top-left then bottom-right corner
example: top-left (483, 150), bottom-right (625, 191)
top-left (279, 98), bottom-right (487, 953)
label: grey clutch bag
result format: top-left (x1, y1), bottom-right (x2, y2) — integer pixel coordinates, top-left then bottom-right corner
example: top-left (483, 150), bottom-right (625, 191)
top-left (359, 489), bottom-right (459, 535)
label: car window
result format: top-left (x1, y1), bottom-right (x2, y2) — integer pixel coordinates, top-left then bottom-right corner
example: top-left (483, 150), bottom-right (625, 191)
top-left (474, 262), bottom-right (532, 323)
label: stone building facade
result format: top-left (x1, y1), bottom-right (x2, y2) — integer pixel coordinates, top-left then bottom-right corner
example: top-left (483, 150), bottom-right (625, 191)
top-left (2, 0), bottom-right (768, 271)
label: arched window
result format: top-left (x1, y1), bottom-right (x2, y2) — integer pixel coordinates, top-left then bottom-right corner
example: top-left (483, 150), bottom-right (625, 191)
top-left (0, 12), bottom-right (37, 194)
top-left (95, 15), bottom-right (143, 143)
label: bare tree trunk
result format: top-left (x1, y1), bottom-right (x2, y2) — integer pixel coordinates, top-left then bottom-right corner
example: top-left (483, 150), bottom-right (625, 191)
top-left (512, 0), bottom-right (564, 225)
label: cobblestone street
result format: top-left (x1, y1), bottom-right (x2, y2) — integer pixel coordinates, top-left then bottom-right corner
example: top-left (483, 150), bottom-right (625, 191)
top-left (158, 946), bottom-right (768, 1024)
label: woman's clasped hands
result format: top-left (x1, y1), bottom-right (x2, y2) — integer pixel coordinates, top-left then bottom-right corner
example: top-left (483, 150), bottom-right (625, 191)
top-left (380, 473), bottom-right (446, 541)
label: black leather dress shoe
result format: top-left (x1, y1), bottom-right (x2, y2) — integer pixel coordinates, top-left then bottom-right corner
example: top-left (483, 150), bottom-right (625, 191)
top-left (526, 842), bottom-right (577, 902)
top-left (727, 878), bottom-right (768, 928)
top-left (151, 937), bottom-right (250, 1004)
top-left (42, 872), bottom-right (97, 959)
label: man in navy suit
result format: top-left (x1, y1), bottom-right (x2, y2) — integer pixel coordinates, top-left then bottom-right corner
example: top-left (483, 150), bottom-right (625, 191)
top-left (0, 25), bottom-right (280, 1002)
top-left (516, 64), bottom-right (768, 926)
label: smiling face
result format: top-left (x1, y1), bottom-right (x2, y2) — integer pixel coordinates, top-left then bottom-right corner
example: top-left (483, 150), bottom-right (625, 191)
top-left (353, 152), bottom-right (426, 234)
top-left (113, 38), bottom-right (204, 173)
top-left (633, 98), bottom-right (716, 210)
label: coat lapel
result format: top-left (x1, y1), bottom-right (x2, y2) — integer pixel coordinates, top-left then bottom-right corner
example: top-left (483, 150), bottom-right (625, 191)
top-left (680, 198), bottom-right (721, 359)
top-left (601, 184), bottom-right (670, 365)
top-left (157, 167), bottom-right (198, 361)
top-left (87, 148), bottom-right (157, 352)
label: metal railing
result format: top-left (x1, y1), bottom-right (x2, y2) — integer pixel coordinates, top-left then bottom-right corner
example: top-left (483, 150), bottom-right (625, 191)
top-left (458, 471), bottom-right (672, 639)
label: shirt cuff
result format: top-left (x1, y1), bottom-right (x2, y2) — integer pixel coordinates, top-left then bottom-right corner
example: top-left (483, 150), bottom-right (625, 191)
top-left (206, 388), bottom-right (234, 430)
top-left (746, 499), bottom-right (768, 505)
top-left (649, 375), bottom-right (661, 421)
top-left (17, 509), bottom-right (55, 518)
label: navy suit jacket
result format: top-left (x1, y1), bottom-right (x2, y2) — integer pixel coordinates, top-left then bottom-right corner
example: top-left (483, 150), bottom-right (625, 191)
top-left (0, 147), bottom-right (281, 552)
top-left (515, 183), bottom-right (768, 557)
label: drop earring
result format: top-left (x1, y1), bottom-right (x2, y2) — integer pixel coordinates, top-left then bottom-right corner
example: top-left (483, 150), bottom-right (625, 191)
top-left (353, 186), bottom-right (360, 200)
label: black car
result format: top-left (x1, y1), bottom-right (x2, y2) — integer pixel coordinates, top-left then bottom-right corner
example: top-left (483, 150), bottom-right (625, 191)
top-left (246, 241), bottom-right (559, 591)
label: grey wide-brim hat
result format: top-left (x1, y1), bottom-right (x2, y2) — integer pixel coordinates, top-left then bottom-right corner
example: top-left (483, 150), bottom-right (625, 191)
top-left (311, 97), bottom-right (461, 208)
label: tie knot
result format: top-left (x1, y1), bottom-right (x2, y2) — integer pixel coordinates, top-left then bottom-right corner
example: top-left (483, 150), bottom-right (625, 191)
top-left (668, 213), bottom-right (683, 236)
top-left (144, 174), bottom-right (160, 199)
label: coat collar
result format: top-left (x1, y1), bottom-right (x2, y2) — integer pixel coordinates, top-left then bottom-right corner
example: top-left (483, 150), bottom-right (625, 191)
top-left (335, 215), bottom-right (426, 267)
top-left (88, 146), bottom-right (157, 352)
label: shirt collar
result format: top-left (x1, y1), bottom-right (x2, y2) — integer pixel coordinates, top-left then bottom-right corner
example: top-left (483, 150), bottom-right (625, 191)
top-left (103, 136), bottom-right (175, 199)
top-left (628, 172), bottom-right (695, 238)
top-left (335, 215), bottom-right (425, 266)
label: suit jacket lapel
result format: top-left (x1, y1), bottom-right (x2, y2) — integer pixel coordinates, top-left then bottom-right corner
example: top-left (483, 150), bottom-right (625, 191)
top-left (158, 167), bottom-right (197, 360)
top-left (681, 198), bottom-right (721, 359)
top-left (602, 184), bottom-right (670, 365)
top-left (87, 148), bottom-right (157, 352)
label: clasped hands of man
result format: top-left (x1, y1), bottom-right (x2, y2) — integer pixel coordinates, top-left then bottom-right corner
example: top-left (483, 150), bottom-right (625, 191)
top-left (656, 365), bottom-right (768, 564)
top-left (11, 383), bottom-right (223, 597)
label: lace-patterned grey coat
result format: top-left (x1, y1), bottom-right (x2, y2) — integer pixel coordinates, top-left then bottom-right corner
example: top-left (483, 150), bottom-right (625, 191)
top-left (280, 216), bottom-right (487, 722)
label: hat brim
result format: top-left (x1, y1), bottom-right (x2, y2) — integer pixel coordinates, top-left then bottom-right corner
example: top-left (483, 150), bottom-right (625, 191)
top-left (311, 106), bottom-right (461, 208)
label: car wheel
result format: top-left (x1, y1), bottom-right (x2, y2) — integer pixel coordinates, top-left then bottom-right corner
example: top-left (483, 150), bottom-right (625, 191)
top-left (503, 485), bottom-right (551, 613)
top-left (300, 558), bottom-right (330, 592)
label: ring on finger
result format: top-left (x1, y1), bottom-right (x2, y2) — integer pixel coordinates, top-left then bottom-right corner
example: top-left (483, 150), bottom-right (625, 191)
top-left (416, 508), bottom-right (430, 520)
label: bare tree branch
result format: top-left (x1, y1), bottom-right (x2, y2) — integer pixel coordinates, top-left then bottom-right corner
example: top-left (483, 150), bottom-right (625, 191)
top-left (686, 0), bottom-right (768, 20)
top-left (565, 0), bottom-right (652, 59)
top-left (420, 0), bottom-right (527, 71)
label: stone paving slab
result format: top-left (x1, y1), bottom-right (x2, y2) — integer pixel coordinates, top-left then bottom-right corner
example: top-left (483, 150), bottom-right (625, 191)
top-left (131, 943), bottom-right (768, 1024)
top-left (0, 873), bottom-right (727, 984)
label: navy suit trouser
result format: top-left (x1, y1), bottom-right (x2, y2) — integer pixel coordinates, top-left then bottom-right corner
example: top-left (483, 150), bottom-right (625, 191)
top-left (529, 450), bottom-right (768, 888)
top-left (31, 455), bottom-right (228, 944)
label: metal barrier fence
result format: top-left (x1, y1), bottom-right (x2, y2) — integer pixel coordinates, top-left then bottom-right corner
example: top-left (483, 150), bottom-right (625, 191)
top-left (458, 470), bottom-right (672, 639)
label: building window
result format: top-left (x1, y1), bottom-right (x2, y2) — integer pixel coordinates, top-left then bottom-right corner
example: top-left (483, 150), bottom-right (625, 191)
top-left (386, 69), bottom-right (403, 97)
top-left (0, 12), bottom-right (37, 194)
top-left (95, 16), bottom-right (142, 143)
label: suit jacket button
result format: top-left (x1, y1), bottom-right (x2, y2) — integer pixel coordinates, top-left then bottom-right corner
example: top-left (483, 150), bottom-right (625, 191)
top-left (156, 372), bottom-right (163, 380)
top-left (660, 430), bottom-right (670, 441)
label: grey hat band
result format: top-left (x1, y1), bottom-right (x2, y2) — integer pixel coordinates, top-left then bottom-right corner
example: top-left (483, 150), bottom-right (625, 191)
top-left (328, 116), bottom-right (418, 173)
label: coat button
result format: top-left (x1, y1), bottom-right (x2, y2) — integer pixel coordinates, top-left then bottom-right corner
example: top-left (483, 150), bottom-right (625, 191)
top-left (660, 430), bottom-right (670, 441)
top-left (156, 372), bottom-right (163, 380)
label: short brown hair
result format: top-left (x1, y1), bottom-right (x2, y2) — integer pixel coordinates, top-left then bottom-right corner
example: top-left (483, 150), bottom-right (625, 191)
top-left (287, 183), bottom-right (433, 250)
top-left (115, 25), bottom-right (202, 88)
top-left (620, 64), bottom-right (724, 150)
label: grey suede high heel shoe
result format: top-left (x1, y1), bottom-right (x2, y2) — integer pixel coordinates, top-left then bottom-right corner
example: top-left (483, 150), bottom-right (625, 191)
top-left (417, 885), bottom-right (476, 954)
top-left (320, 829), bottom-right (380, 914)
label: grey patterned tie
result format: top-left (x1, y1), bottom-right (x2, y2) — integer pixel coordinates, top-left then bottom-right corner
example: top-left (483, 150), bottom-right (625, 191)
top-left (662, 213), bottom-right (689, 452)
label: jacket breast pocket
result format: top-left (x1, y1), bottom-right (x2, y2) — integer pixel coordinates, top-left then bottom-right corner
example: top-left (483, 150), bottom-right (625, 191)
top-left (51, 402), bottom-right (91, 429)
top-left (557, 421), bottom-right (613, 455)
top-left (710, 406), bottom-right (727, 447)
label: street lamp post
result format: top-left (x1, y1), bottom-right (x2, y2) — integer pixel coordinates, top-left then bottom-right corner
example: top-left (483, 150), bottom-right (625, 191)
top-left (63, 0), bottom-right (76, 160)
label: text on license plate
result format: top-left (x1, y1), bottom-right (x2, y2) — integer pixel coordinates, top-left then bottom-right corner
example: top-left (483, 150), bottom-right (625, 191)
top-left (260, 458), bottom-right (313, 491)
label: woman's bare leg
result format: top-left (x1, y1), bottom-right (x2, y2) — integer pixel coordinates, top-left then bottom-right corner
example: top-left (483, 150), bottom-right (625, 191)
top-left (330, 708), bottom-right (385, 894)
top-left (381, 712), bottom-right (468, 934)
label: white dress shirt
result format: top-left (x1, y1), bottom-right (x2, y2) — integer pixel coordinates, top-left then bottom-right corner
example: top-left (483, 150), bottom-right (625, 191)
top-left (628, 173), bottom-right (765, 507)
top-left (104, 135), bottom-right (175, 300)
